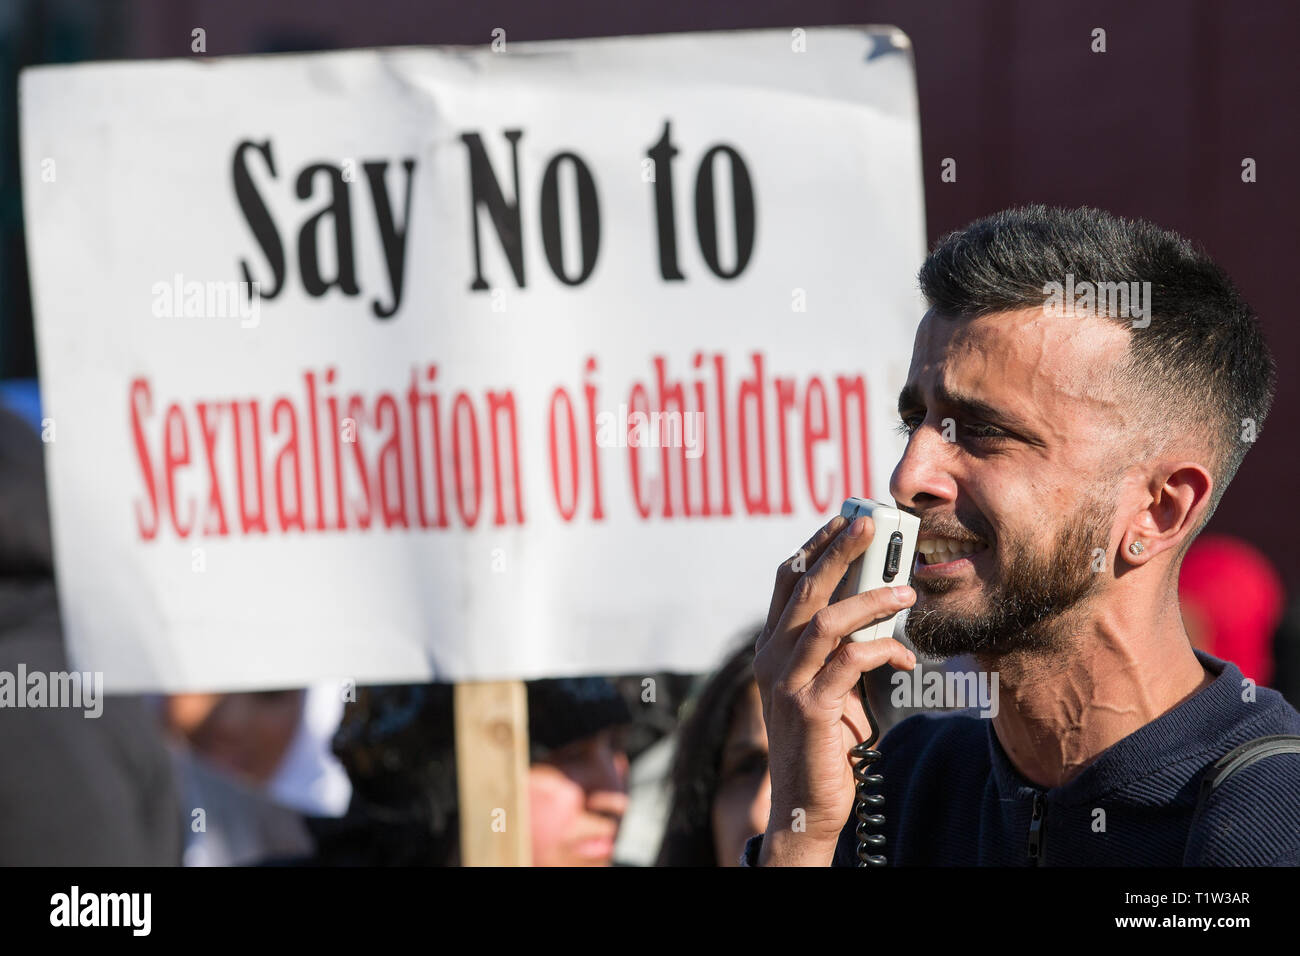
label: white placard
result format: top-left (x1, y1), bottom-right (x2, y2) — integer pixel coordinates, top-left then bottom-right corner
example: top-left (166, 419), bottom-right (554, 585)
top-left (21, 27), bottom-right (927, 692)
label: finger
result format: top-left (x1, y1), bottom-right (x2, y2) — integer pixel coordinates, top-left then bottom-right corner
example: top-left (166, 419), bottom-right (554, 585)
top-left (758, 514), bottom-right (875, 666)
top-left (807, 637), bottom-right (917, 709)
top-left (771, 514), bottom-right (877, 647)
top-left (758, 515), bottom-right (847, 649)
top-left (786, 584), bottom-right (915, 689)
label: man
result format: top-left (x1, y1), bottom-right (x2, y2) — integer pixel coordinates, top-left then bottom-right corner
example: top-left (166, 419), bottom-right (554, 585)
top-left (747, 206), bottom-right (1300, 866)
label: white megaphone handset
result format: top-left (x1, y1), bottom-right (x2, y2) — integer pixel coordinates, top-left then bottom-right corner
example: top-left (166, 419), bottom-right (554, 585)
top-left (838, 497), bottom-right (920, 642)
top-left (836, 497), bottom-right (919, 867)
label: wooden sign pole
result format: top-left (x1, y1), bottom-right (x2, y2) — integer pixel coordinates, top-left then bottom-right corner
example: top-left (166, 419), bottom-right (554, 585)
top-left (454, 680), bottom-right (532, 866)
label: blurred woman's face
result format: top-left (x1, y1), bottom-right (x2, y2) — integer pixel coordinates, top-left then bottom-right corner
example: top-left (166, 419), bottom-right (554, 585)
top-left (528, 727), bottom-right (629, 866)
top-left (712, 682), bottom-right (771, 866)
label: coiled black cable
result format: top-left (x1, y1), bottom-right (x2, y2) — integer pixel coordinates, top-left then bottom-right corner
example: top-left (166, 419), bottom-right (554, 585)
top-left (850, 674), bottom-right (887, 866)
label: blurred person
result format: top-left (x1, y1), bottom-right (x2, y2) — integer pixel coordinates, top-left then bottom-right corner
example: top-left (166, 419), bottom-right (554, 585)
top-left (0, 405), bottom-right (180, 865)
top-left (163, 689), bottom-right (318, 866)
top-left (749, 206), bottom-right (1300, 867)
top-left (1178, 534), bottom-right (1284, 686)
top-left (302, 676), bottom-right (631, 866)
top-left (165, 690), bottom-right (306, 786)
top-left (164, 685), bottom-right (351, 815)
top-left (657, 639), bottom-right (768, 866)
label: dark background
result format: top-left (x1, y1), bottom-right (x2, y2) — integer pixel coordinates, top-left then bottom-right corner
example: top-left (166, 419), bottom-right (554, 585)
top-left (2, 0), bottom-right (1296, 587)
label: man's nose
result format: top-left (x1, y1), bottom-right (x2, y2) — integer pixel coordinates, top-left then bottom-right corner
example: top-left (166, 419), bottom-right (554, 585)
top-left (889, 418), bottom-right (958, 508)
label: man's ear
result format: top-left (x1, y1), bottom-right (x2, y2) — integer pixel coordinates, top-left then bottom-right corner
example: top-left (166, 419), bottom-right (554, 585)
top-left (1121, 461), bottom-right (1213, 565)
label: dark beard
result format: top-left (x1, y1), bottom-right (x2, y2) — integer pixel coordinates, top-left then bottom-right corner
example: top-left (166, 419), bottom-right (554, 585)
top-left (903, 497), bottom-right (1114, 658)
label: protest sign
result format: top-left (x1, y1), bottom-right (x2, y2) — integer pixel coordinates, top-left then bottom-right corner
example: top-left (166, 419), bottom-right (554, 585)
top-left (21, 27), bottom-right (926, 692)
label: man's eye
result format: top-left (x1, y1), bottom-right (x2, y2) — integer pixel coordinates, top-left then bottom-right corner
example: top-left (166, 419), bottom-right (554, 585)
top-left (895, 416), bottom-right (1009, 442)
top-left (964, 422), bottom-right (1010, 441)
top-left (895, 415), bottom-right (921, 437)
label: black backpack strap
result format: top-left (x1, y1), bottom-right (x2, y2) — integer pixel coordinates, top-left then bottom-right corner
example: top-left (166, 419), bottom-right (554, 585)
top-left (1194, 734), bottom-right (1300, 819)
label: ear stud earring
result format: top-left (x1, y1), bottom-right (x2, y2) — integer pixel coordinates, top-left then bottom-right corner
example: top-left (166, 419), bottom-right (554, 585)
top-left (1128, 541), bottom-right (1146, 556)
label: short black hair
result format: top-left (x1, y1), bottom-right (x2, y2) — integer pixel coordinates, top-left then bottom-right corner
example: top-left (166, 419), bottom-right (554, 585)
top-left (917, 205), bottom-right (1275, 533)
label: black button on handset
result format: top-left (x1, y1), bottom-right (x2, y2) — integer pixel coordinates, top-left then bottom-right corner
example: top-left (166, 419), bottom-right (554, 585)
top-left (883, 531), bottom-right (904, 581)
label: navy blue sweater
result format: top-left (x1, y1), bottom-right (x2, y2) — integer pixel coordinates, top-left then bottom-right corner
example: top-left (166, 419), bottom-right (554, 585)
top-left (747, 651), bottom-right (1300, 866)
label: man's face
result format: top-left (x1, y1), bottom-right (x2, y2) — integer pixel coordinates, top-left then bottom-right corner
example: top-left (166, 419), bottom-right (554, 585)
top-left (527, 727), bottom-right (629, 866)
top-left (889, 306), bottom-right (1134, 658)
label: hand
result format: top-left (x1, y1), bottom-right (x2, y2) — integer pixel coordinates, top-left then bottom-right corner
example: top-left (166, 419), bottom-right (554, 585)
top-left (752, 514), bottom-right (917, 866)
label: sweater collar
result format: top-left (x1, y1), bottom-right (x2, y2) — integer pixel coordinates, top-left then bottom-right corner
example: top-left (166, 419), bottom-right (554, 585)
top-left (986, 650), bottom-right (1243, 803)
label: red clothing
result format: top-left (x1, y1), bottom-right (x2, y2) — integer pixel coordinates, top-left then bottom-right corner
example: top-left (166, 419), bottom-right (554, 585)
top-left (1179, 535), bottom-right (1283, 685)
